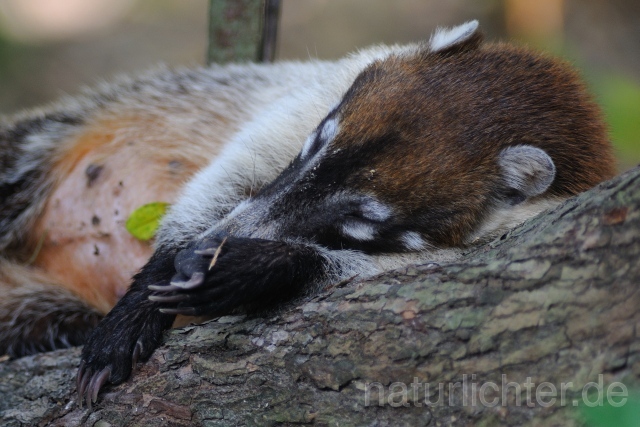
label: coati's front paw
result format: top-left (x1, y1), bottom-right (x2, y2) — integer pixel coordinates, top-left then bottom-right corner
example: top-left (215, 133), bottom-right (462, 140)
top-left (149, 235), bottom-right (322, 316)
top-left (77, 301), bottom-right (175, 409)
top-left (77, 249), bottom-right (177, 409)
top-left (77, 313), bottom-right (154, 409)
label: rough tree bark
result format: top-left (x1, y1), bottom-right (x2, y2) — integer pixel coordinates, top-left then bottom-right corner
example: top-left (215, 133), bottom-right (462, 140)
top-left (1, 166), bottom-right (639, 426)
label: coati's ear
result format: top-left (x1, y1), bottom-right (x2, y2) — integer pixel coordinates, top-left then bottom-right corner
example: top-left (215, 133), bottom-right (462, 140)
top-left (498, 145), bottom-right (556, 202)
top-left (429, 20), bottom-right (481, 54)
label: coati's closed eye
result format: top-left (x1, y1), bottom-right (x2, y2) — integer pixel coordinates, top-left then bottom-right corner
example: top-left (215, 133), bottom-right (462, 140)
top-left (299, 130), bottom-right (319, 159)
top-left (336, 196), bottom-right (393, 242)
top-left (336, 195), bottom-right (392, 223)
top-left (357, 198), bottom-right (393, 223)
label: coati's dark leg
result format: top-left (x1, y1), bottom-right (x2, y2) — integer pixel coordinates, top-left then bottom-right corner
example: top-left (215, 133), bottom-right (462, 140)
top-left (149, 235), bottom-right (325, 316)
top-left (78, 236), bottom-right (325, 406)
top-left (78, 247), bottom-right (178, 408)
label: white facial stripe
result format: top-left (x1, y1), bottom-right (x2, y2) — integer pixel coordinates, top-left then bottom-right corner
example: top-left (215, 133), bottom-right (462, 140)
top-left (429, 20), bottom-right (479, 53)
top-left (299, 130), bottom-right (318, 159)
top-left (401, 231), bottom-right (426, 250)
top-left (361, 199), bottom-right (392, 222)
top-left (299, 117), bottom-right (340, 160)
top-left (342, 221), bottom-right (376, 241)
top-left (320, 117), bottom-right (339, 143)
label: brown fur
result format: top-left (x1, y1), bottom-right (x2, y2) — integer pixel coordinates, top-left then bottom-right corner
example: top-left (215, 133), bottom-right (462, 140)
top-left (333, 42), bottom-right (615, 246)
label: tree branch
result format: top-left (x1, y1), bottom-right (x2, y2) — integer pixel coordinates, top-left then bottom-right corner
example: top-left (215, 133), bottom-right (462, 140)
top-left (1, 166), bottom-right (639, 426)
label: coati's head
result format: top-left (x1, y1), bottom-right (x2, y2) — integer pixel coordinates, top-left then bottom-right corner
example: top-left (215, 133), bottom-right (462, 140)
top-left (220, 21), bottom-right (615, 253)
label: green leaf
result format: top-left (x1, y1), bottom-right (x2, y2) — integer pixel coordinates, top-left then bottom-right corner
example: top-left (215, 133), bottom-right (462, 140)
top-left (125, 202), bottom-right (170, 241)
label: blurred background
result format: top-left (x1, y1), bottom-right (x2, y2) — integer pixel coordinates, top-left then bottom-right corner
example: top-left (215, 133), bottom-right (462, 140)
top-left (0, 0), bottom-right (638, 169)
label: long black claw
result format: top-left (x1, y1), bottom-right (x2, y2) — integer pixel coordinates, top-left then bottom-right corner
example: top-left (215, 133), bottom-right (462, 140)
top-left (159, 307), bottom-right (197, 316)
top-left (87, 367), bottom-right (111, 408)
top-left (170, 272), bottom-right (205, 290)
top-left (194, 247), bottom-right (217, 255)
top-left (132, 341), bottom-right (142, 367)
top-left (148, 284), bottom-right (182, 292)
top-left (77, 362), bottom-right (90, 408)
top-left (148, 294), bottom-right (189, 303)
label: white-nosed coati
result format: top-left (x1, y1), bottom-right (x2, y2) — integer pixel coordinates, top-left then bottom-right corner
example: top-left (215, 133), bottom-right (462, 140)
top-left (0, 21), bottom-right (615, 407)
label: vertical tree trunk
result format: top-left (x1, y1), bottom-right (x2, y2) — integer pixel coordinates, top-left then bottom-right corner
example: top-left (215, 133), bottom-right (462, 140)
top-left (207, 0), bottom-right (281, 64)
